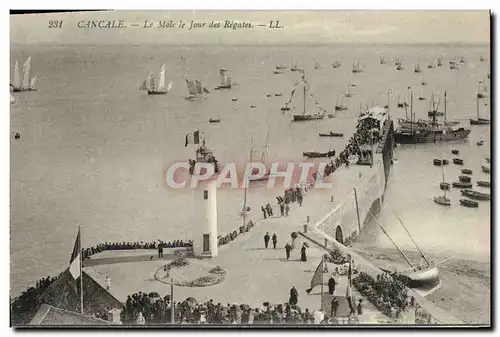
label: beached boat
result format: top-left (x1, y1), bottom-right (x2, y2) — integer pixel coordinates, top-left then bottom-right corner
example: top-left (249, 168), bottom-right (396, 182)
top-left (458, 175), bottom-right (471, 183)
top-left (185, 79), bottom-right (209, 100)
top-left (460, 189), bottom-right (490, 201)
top-left (209, 118), bottom-right (220, 123)
top-left (369, 207), bottom-right (441, 293)
top-left (477, 181), bottom-right (491, 188)
top-left (482, 165), bottom-right (490, 174)
top-left (292, 72), bottom-right (326, 122)
top-left (12, 57), bottom-right (37, 92)
top-left (461, 168), bottom-right (472, 175)
top-left (460, 199), bottom-right (479, 208)
top-left (139, 64), bottom-right (172, 95)
top-left (319, 132), bottom-right (344, 137)
top-left (214, 69), bottom-right (232, 90)
top-left (453, 158), bottom-right (464, 165)
top-left (303, 150), bottom-right (335, 158)
top-left (452, 181), bottom-right (472, 189)
top-left (440, 182), bottom-right (450, 190)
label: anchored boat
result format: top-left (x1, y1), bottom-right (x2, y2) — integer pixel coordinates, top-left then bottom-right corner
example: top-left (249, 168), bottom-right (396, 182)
top-left (460, 199), bottom-right (479, 208)
top-left (139, 64), bottom-right (172, 95)
top-left (303, 150), bottom-right (336, 158)
top-left (434, 164), bottom-right (450, 206)
top-left (214, 69), bottom-right (233, 90)
top-left (460, 189), bottom-right (490, 201)
top-left (461, 168), bottom-right (473, 175)
top-left (477, 181), bottom-right (491, 188)
top-left (319, 132), bottom-right (344, 137)
top-left (470, 91), bottom-right (490, 125)
top-left (292, 72), bottom-right (326, 122)
top-left (452, 181), bottom-right (472, 189)
top-left (185, 79), bottom-right (210, 100)
top-left (12, 57), bottom-right (37, 92)
top-left (482, 165), bottom-right (490, 174)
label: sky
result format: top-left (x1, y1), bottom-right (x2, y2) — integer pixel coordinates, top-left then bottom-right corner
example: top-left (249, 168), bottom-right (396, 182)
top-left (10, 10), bottom-right (490, 45)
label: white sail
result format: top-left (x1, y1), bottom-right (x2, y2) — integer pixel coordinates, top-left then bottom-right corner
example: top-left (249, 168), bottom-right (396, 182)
top-left (13, 60), bottom-right (21, 89)
top-left (186, 79), bottom-right (197, 95)
top-left (30, 76), bottom-right (37, 90)
top-left (220, 69), bottom-right (227, 87)
top-left (21, 56), bottom-right (32, 89)
top-left (147, 72), bottom-right (155, 90)
top-left (226, 76), bottom-right (232, 87)
top-left (157, 64), bottom-right (166, 91)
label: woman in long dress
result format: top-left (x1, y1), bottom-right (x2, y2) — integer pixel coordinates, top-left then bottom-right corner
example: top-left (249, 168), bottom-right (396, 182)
top-left (301, 245), bottom-right (307, 262)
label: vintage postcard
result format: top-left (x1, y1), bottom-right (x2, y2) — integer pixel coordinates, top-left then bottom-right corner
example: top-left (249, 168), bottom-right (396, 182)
top-left (10, 10), bottom-right (491, 327)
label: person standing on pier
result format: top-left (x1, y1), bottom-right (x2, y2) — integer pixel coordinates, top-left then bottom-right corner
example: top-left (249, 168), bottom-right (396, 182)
top-left (328, 276), bottom-right (336, 295)
top-left (285, 243), bottom-right (292, 260)
top-left (264, 232), bottom-right (270, 248)
top-left (279, 202), bottom-right (285, 216)
top-left (158, 242), bottom-right (164, 258)
top-left (272, 233), bottom-right (277, 249)
top-left (300, 244), bottom-right (307, 262)
top-left (261, 206), bottom-right (267, 219)
top-left (297, 193), bottom-right (303, 207)
top-left (289, 286), bottom-right (298, 306)
top-left (266, 203), bottom-right (273, 217)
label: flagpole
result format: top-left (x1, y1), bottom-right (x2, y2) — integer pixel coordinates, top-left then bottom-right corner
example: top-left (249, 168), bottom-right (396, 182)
top-left (80, 225), bottom-right (83, 315)
top-left (320, 255), bottom-right (324, 310)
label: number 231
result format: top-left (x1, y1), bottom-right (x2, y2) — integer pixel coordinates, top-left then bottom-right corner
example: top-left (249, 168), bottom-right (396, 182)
top-left (48, 20), bottom-right (63, 28)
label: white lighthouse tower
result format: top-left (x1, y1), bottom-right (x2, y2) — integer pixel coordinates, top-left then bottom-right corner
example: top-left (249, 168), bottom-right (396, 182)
top-left (193, 180), bottom-right (218, 258)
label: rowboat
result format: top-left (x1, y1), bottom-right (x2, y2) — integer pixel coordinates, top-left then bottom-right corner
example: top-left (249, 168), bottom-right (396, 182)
top-left (452, 181), bottom-right (472, 188)
top-left (485, 157), bottom-right (490, 163)
top-left (453, 158), bottom-right (464, 165)
top-left (209, 118), bottom-right (220, 123)
top-left (458, 175), bottom-right (471, 183)
top-left (451, 149), bottom-right (459, 155)
top-left (319, 132), bottom-right (344, 137)
top-left (477, 181), bottom-right (491, 188)
top-left (460, 199), bottom-right (479, 208)
top-left (303, 150), bottom-right (336, 158)
top-left (442, 159), bottom-right (449, 165)
top-left (460, 189), bottom-right (490, 200)
top-left (433, 159), bottom-right (442, 166)
top-left (439, 182), bottom-right (450, 190)
top-left (482, 165), bottom-right (490, 173)
top-left (434, 196), bottom-right (451, 206)
top-left (461, 169), bottom-right (473, 175)
top-left (477, 140), bottom-right (484, 146)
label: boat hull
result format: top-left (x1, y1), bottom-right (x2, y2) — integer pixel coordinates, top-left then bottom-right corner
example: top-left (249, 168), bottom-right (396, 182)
top-left (482, 165), bottom-right (490, 173)
top-left (318, 133), bottom-right (344, 137)
top-left (293, 114), bottom-right (325, 122)
top-left (470, 118), bottom-right (490, 125)
top-left (12, 88), bottom-right (36, 92)
top-left (395, 128), bottom-right (471, 144)
top-left (477, 181), bottom-right (491, 188)
top-left (461, 189), bottom-right (490, 200)
top-left (148, 90), bottom-right (168, 95)
top-left (462, 169), bottom-right (473, 175)
top-left (403, 266), bottom-right (441, 289)
top-left (460, 199), bottom-right (479, 208)
top-left (214, 86), bottom-right (231, 90)
top-left (434, 196), bottom-right (450, 206)
top-left (303, 151), bottom-right (334, 158)
top-left (452, 182), bottom-right (472, 188)
top-left (209, 119), bottom-right (220, 123)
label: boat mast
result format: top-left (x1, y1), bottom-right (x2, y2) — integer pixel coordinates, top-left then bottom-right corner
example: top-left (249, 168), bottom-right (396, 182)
top-left (303, 75), bottom-right (306, 115)
top-left (410, 87), bottom-right (413, 135)
top-left (388, 205), bottom-right (431, 268)
top-left (476, 92), bottom-right (479, 120)
top-left (368, 211), bottom-right (415, 268)
top-left (261, 127), bottom-right (270, 166)
top-left (243, 137), bottom-right (253, 227)
top-left (444, 91), bottom-right (447, 124)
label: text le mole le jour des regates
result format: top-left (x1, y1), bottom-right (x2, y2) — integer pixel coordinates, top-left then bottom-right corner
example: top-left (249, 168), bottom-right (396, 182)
top-left (76, 20), bottom-right (283, 30)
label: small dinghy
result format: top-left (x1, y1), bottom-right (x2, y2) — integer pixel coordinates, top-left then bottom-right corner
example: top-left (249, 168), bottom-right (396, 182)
top-left (442, 159), bottom-right (449, 165)
top-left (281, 106), bottom-right (290, 111)
top-left (482, 165), bottom-right (490, 173)
top-left (303, 150), bottom-right (336, 158)
top-left (434, 195), bottom-right (451, 206)
top-left (274, 93), bottom-right (283, 97)
top-left (319, 132), bottom-right (344, 137)
top-left (232, 98), bottom-right (238, 102)
top-left (250, 105), bottom-right (256, 108)
top-left (433, 159), bottom-right (442, 166)
top-left (485, 157), bottom-right (490, 163)
top-left (451, 149), bottom-right (459, 155)
top-left (458, 175), bottom-right (471, 183)
top-left (477, 181), bottom-right (491, 188)
top-left (453, 158), bottom-right (464, 165)
top-left (14, 132), bottom-right (20, 140)
top-left (477, 140), bottom-right (484, 146)
top-left (462, 168), bottom-right (473, 175)
top-left (461, 189), bottom-right (490, 200)
top-left (266, 94), bottom-right (273, 97)
top-left (452, 181), bottom-right (473, 188)
top-left (440, 182), bottom-right (450, 190)
top-left (209, 118), bottom-right (220, 123)
top-left (460, 199), bottom-right (479, 208)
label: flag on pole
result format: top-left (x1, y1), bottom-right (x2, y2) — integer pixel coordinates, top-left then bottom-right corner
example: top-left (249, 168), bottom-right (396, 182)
top-left (305, 259), bottom-right (324, 294)
top-left (185, 129), bottom-right (200, 147)
top-left (69, 228), bottom-right (82, 280)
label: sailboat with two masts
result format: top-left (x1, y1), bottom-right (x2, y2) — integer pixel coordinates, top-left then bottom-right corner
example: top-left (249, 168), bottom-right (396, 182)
top-left (414, 60), bottom-right (422, 73)
top-left (380, 55), bottom-right (386, 64)
top-left (434, 164), bottom-right (451, 206)
top-left (214, 69), bottom-right (232, 90)
top-left (12, 57), bottom-right (37, 92)
top-left (352, 60), bottom-right (364, 73)
top-left (437, 56), bottom-right (443, 67)
top-left (139, 64), bottom-right (172, 95)
top-left (335, 95), bottom-right (348, 111)
top-left (368, 208), bottom-right (442, 295)
top-left (291, 60), bottom-right (301, 72)
top-left (476, 80), bottom-right (488, 99)
top-left (332, 57), bottom-right (341, 69)
top-left (470, 93), bottom-right (490, 125)
top-left (185, 79), bottom-right (210, 100)
top-left (291, 72), bottom-right (326, 121)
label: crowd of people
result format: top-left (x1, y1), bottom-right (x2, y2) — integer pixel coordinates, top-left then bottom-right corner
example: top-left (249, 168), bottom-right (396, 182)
top-left (82, 240), bottom-right (193, 261)
top-left (11, 276), bottom-right (58, 325)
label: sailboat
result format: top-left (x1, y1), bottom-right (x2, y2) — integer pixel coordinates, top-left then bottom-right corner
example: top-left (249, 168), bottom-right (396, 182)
top-left (476, 81), bottom-right (487, 99)
top-left (418, 88), bottom-right (426, 101)
top-left (368, 208), bottom-right (441, 294)
top-left (292, 72), bottom-right (326, 121)
top-left (434, 165), bottom-right (451, 205)
top-left (437, 56), bottom-right (443, 67)
top-left (470, 94), bottom-right (490, 125)
top-left (214, 69), bottom-right (232, 90)
top-left (352, 60), bottom-right (363, 73)
top-left (427, 58), bottom-right (435, 69)
top-left (427, 93), bottom-right (443, 117)
top-left (332, 57), bottom-right (341, 69)
top-left (249, 129), bottom-right (272, 182)
top-left (314, 61), bottom-right (321, 70)
top-left (275, 61), bottom-right (287, 70)
top-left (344, 83), bottom-right (353, 98)
top-left (395, 57), bottom-right (404, 71)
top-left (185, 79), bottom-right (210, 100)
top-left (12, 57), bottom-right (37, 92)
top-left (280, 88), bottom-right (295, 112)
top-left (380, 55), bottom-right (386, 64)
top-left (139, 64), bottom-right (172, 95)
top-left (291, 60), bottom-right (301, 72)
top-left (414, 60), bottom-right (422, 73)
top-left (334, 96), bottom-right (348, 111)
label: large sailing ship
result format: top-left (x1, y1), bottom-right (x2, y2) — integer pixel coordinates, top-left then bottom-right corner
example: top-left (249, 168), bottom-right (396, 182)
top-left (291, 72), bottom-right (326, 122)
top-left (12, 57), bottom-right (37, 92)
top-left (214, 69), bottom-right (232, 90)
